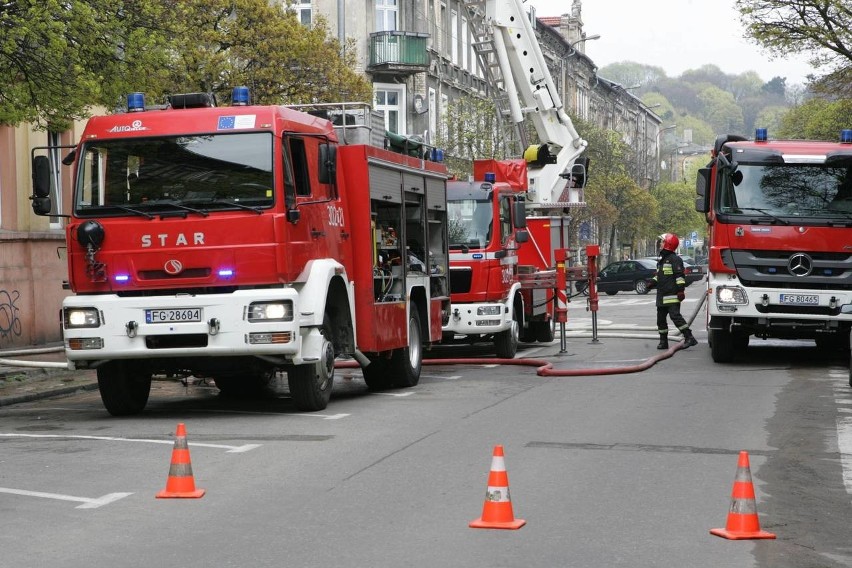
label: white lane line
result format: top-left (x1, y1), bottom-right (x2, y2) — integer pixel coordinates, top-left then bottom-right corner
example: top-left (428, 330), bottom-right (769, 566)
top-left (830, 369), bottom-right (852, 497)
top-left (0, 433), bottom-right (260, 453)
top-left (443, 375), bottom-right (462, 381)
top-left (0, 487), bottom-right (132, 509)
top-left (372, 391), bottom-right (415, 397)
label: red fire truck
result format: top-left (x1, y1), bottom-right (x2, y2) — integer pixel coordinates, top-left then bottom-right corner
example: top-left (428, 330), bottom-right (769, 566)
top-left (443, 0), bottom-right (589, 356)
top-left (31, 89), bottom-right (450, 415)
top-left (696, 128), bottom-right (852, 362)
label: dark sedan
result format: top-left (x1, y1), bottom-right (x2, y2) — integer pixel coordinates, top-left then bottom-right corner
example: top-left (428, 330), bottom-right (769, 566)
top-left (576, 258), bottom-right (657, 295)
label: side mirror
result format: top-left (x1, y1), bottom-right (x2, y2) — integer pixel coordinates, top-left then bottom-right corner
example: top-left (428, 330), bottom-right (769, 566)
top-left (32, 155), bottom-right (51, 198)
top-left (695, 167), bottom-right (711, 213)
top-left (512, 200), bottom-right (527, 229)
top-left (515, 229), bottom-right (529, 243)
top-left (31, 155), bottom-right (53, 216)
top-left (318, 143), bottom-right (337, 185)
top-left (287, 208), bottom-right (301, 224)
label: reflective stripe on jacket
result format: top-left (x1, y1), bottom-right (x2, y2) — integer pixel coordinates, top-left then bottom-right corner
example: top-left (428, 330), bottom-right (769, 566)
top-left (651, 250), bottom-right (686, 307)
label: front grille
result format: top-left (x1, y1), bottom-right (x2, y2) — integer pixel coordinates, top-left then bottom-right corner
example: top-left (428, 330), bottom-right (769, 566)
top-left (755, 304), bottom-right (840, 316)
top-left (733, 249), bottom-right (852, 290)
top-left (138, 268), bottom-right (211, 280)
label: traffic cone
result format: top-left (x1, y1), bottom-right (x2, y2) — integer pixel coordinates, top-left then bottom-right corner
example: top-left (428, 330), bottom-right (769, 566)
top-left (710, 451), bottom-right (775, 539)
top-left (469, 445), bottom-right (526, 530)
top-left (156, 423), bottom-right (205, 499)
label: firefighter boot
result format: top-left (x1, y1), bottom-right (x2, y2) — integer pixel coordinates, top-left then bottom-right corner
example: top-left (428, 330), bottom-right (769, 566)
top-left (656, 333), bottom-right (669, 350)
top-left (682, 329), bottom-right (698, 348)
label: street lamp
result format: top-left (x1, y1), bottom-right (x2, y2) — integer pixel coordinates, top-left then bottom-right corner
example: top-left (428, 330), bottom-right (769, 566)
top-left (568, 34), bottom-right (601, 56)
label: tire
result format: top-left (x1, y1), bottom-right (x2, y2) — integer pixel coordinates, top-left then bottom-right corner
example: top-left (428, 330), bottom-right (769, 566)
top-left (97, 360), bottom-right (152, 416)
top-left (709, 329), bottom-right (735, 363)
top-left (388, 309), bottom-right (423, 387)
top-left (495, 307), bottom-right (519, 358)
top-left (533, 320), bottom-right (555, 342)
top-left (605, 290), bottom-right (617, 296)
top-left (634, 279), bottom-right (649, 295)
top-left (362, 356), bottom-right (392, 390)
top-left (287, 333), bottom-right (335, 411)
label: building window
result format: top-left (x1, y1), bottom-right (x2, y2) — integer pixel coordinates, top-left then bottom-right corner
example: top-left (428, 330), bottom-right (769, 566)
top-left (375, 84), bottom-right (406, 134)
top-left (376, 0), bottom-right (397, 32)
top-left (286, 0), bottom-right (311, 26)
top-left (428, 88), bottom-right (437, 143)
top-left (450, 9), bottom-right (458, 64)
top-left (461, 16), bottom-right (469, 72)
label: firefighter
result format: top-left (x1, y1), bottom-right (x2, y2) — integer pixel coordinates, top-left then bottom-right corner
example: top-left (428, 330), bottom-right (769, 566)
top-left (646, 233), bottom-right (698, 350)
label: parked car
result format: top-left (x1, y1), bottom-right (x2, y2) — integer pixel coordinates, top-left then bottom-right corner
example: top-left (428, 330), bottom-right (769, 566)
top-left (682, 256), bottom-right (708, 275)
top-left (575, 258), bottom-right (657, 295)
top-left (641, 256), bottom-right (705, 285)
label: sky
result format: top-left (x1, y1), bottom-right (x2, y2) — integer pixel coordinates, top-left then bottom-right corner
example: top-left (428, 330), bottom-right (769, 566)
top-left (527, 0), bottom-right (815, 85)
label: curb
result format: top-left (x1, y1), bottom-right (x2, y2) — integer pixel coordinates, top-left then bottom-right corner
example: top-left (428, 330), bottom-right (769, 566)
top-left (0, 380), bottom-right (99, 407)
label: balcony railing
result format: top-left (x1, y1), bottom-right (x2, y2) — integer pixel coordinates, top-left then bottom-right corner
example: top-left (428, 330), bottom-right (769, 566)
top-left (368, 31), bottom-right (430, 73)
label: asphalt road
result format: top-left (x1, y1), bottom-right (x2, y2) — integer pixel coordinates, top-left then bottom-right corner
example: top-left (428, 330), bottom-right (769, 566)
top-left (1, 284), bottom-right (851, 567)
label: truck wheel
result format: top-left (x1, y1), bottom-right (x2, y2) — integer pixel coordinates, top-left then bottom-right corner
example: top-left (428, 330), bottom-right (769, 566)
top-left (709, 329), bottom-right (735, 363)
top-left (97, 360), bottom-right (152, 416)
top-left (534, 320), bottom-right (555, 342)
top-left (495, 307), bottom-right (519, 358)
top-left (362, 356), bottom-right (391, 390)
top-left (389, 309), bottom-right (423, 387)
top-left (287, 333), bottom-right (335, 411)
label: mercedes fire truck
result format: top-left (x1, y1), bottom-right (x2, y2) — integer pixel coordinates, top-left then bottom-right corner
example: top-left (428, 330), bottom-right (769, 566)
top-left (696, 128), bottom-right (852, 362)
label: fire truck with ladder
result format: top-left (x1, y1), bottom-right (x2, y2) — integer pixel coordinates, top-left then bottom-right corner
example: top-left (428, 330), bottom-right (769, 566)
top-left (696, 127), bottom-right (852, 364)
top-left (440, 0), bottom-right (590, 357)
top-left (31, 88), bottom-right (451, 415)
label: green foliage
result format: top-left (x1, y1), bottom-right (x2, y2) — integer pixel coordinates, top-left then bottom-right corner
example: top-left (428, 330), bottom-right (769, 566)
top-left (697, 85), bottom-right (745, 134)
top-left (736, 0), bottom-right (851, 89)
top-left (0, 0), bottom-right (372, 128)
top-left (778, 98), bottom-right (852, 140)
top-left (651, 180), bottom-right (705, 239)
top-left (0, 0), bottom-right (172, 128)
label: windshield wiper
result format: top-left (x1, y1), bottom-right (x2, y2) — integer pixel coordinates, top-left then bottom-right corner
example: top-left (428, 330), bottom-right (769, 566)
top-left (101, 204), bottom-right (155, 219)
top-left (184, 198), bottom-right (264, 215)
top-left (735, 207), bottom-right (790, 225)
top-left (144, 199), bottom-right (209, 217)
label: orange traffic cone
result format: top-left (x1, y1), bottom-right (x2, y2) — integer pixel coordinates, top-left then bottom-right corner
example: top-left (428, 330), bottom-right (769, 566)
top-left (156, 423), bottom-right (206, 499)
top-left (469, 445), bottom-right (526, 530)
top-left (710, 451), bottom-right (775, 539)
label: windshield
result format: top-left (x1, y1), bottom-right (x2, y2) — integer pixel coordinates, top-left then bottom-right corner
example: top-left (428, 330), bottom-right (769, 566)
top-left (718, 162), bottom-right (852, 221)
top-left (448, 198), bottom-right (493, 248)
top-left (75, 132), bottom-right (274, 216)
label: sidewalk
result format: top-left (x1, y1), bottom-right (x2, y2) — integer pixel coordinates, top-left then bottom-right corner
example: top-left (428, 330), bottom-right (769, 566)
top-left (0, 325), bottom-right (688, 407)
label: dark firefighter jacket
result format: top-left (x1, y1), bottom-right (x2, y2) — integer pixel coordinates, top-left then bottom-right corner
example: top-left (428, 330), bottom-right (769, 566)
top-left (651, 250), bottom-right (687, 307)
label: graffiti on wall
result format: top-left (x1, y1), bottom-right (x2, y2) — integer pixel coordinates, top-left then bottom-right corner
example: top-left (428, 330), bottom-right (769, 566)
top-left (0, 289), bottom-right (23, 343)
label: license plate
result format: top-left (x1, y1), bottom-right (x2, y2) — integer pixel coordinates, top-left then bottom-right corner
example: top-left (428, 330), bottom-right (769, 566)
top-left (145, 308), bottom-right (203, 324)
top-left (779, 294), bottom-right (819, 305)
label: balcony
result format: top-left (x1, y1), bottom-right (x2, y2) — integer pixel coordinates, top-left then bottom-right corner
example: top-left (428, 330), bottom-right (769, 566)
top-left (368, 31), bottom-right (430, 75)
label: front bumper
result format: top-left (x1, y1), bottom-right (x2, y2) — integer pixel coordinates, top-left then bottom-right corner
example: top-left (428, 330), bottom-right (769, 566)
top-left (443, 302), bottom-right (512, 335)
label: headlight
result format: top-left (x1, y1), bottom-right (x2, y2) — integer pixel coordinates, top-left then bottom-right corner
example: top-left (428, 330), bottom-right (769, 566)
top-left (247, 301), bottom-right (294, 322)
top-left (64, 307), bottom-right (101, 328)
top-left (716, 286), bottom-right (748, 305)
top-left (476, 306), bottom-right (502, 316)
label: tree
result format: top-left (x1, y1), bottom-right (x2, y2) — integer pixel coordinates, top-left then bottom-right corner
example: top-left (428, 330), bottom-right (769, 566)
top-left (0, 0), bottom-right (372, 128)
top-left (779, 98), bottom-right (852, 140)
top-left (697, 85), bottom-right (745, 135)
top-left (0, 0), bottom-right (172, 128)
top-left (736, 0), bottom-right (851, 90)
top-left (163, 1), bottom-right (372, 105)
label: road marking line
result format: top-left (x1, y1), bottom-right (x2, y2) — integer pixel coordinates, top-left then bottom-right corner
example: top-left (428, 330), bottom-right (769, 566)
top-left (443, 375), bottom-right (462, 380)
top-left (0, 433), bottom-right (260, 453)
top-left (832, 377), bottom-right (852, 498)
top-left (372, 391), bottom-right (415, 397)
top-left (0, 487), bottom-right (132, 509)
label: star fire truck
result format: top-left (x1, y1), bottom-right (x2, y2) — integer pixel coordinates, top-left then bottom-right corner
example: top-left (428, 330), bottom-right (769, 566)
top-left (31, 88), bottom-right (451, 415)
top-left (441, 0), bottom-right (589, 357)
top-left (696, 128), bottom-right (852, 363)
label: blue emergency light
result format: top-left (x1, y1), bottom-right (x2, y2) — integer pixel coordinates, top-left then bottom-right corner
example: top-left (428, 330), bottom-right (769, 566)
top-left (232, 86), bottom-right (250, 106)
top-left (755, 128), bottom-right (768, 142)
top-left (430, 148), bottom-right (444, 162)
top-left (484, 172), bottom-right (496, 183)
top-left (841, 129), bottom-right (852, 144)
top-left (127, 92), bottom-right (146, 112)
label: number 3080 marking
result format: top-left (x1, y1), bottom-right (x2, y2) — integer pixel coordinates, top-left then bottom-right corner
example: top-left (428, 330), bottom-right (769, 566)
top-left (327, 205), bottom-right (344, 227)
